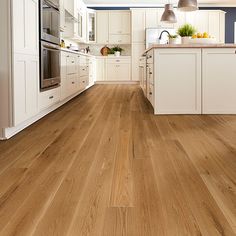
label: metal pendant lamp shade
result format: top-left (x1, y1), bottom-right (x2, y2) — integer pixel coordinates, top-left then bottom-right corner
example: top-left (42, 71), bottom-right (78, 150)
top-left (178, 0), bottom-right (198, 11)
top-left (161, 4), bottom-right (177, 23)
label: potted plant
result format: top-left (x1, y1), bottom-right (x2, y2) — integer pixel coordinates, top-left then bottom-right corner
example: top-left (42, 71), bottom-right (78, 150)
top-left (168, 34), bottom-right (179, 44)
top-left (177, 24), bottom-right (196, 44)
top-left (109, 46), bottom-right (124, 57)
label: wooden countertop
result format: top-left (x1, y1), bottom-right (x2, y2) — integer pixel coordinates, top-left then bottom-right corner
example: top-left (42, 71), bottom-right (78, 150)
top-left (145, 44), bottom-right (236, 53)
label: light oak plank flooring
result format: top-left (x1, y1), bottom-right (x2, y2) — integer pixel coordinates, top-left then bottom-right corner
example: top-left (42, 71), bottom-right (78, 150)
top-left (0, 85), bottom-right (235, 236)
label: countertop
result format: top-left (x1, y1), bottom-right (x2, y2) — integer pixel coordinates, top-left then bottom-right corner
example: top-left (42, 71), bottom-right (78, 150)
top-left (145, 43), bottom-right (236, 53)
top-left (60, 48), bottom-right (131, 59)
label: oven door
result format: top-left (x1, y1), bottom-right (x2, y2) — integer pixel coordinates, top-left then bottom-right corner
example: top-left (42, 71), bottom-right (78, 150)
top-left (41, 0), bottom-right (60, 44)
top-left (40, 42), bottom-right (61, 90)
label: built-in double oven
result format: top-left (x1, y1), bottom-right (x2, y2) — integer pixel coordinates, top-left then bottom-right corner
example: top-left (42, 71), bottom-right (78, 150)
top-left (40, 0), bottom-right (61, 91)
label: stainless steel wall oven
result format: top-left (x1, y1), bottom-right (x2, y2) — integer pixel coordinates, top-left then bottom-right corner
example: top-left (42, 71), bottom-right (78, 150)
top-left (39, 0), bottom-right (61, 90)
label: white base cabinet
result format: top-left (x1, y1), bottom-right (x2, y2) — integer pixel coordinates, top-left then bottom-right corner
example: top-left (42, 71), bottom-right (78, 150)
top-left (96, 57), bottom-right (131, 82)
top-left (13, 54), bottom-right (39, 125)
top-left (146, 49), bottom-right (202, 115)
top-left (202, 48), bottom-right (236, 114)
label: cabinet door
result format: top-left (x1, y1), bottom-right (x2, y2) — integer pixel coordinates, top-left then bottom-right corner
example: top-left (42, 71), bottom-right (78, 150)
top-left (89, 59), bottom-right (96, 86)
top-left (109, 11), bottom-right (130, 35)
top-left (155, 49), bottom-right (201, 114)
top-left (131, 10), bottom-right (146, 43)
top-left (174, 10), bottom-right (186, 29)
top-left (96, 11), bottom-right (109, 44)
top-left (132, 43), bottom-right (146, 81)
top-left (60, 0), bottom-right (66, 32)
top-left (96, 59), bottom-right (105, 81)
top-left (64, 0), bottom-right (74, 16)
top-left (107, 63), bottom-right (131, 81)
top-left (13, 54), bottom-right (39, 125)
top-left (145, 9), bottom-right (158, 28)
top-left (12, 0), bottom-right (39, 55)
top-left (202, 49), bottom-right (236, 114)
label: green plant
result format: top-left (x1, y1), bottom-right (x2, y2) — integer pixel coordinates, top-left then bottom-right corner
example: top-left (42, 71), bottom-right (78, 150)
top-left (109, 46), bottom-right (124, 54)
top-left (177, 24), bottom-right (196, 37)
top-left (168, 34), bottom-right (178, 39)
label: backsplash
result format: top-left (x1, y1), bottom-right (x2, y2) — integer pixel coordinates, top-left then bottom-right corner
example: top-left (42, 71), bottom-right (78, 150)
top-left (61, 38), bottom-right (131, 56)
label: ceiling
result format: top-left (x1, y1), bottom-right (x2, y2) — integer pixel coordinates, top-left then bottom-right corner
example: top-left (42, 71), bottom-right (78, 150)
top-left (84, 0), bottom-right (236, 7)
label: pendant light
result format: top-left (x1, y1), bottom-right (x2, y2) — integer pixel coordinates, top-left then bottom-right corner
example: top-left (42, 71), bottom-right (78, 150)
top-left (178, 0), bottom-right (198, 11)
top-left (161, 3), bottom-right (177, 23)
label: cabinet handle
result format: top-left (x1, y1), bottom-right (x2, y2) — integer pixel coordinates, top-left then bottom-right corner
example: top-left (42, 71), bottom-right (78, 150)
top-left (71, 61), bottom-right (75, 63)
top-left (67, 55), bottom-right (69, 58)
top-left (49, 96), bottom-right (54, 99)
top-left (149, 92), bottom-right (152, 95)
top-left (149, 72), bottom-right (153, 75)
top-left (116, 60), bottom-right (120, 62)
top-left (72, 82), bottom-right (75, 84)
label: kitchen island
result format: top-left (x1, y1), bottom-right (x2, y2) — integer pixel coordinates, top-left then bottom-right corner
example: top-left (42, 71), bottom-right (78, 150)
top-left (143, 44), bottom-right (236, 115)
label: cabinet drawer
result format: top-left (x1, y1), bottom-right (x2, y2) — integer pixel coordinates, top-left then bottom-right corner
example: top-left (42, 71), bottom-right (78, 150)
top-left (147, 64), bottom-right (154, 85)
top-left (146, 50), bottom-right (154, 64)
top-left (79, 55), bottom-right (88, 65)
top-left (80, 76), bottom-right (89, 89)
top-left (107, 58), bottom-right (131, 64)
top-left (66, 55), bottom-right (77, 75)
top-left (80, 65), bottom-right (88, 76)
top-left (109, 34), bottom-right (130, 44)
top-left (67, 74), bottom-right (79, 96)
top-left (38, 87), bottom-right (60, 111)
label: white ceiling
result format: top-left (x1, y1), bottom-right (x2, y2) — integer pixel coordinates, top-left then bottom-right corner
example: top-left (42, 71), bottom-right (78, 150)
top-left (84, 0), bottom-right (236, 7)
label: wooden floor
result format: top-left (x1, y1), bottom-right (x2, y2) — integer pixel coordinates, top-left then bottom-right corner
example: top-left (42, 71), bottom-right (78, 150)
top-left (0, 85), bottom-right (236, 236)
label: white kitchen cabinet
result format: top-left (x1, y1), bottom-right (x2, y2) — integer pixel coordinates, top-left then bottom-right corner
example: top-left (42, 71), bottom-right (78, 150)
top-left (13, 54), bottom-right (39, 125)
top-left (87, 9), bottom-right (96, 43)
top-left (109, 11), bottom-right (131, 35)
top-left (132, 43), bottom-right (146, 81)
top-left (185, 10), bottom-right (225, 43)
top-left (60, 0), bottom-right (66, 32)
top-left (202, 49), bottom-right (236, 114)
top-left (96, 11), bottom-right (109, 44)
top-left (64, 0), bottom-right (75, 17)
top-left (96, 58), bottom-right (106, 81)
top-left (154, 49), bottom-right (202, 114)
top-left (106, 58), bottom-right (131, 81)
top-left (12, 0), bottom-right (39, 55)
top-left (60, 52), bottom-right (68, 100)
top-left (89, 57), bottom-right (96, 86)
top-left (109, 35), bottom-right (131, 44)
top-left (131, 9), bottom-right (146, 43)
top-left (146, 9), bottom-right (159, 28)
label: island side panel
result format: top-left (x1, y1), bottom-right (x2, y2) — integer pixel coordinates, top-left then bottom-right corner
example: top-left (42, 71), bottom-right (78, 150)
top-left (153, 48), bottom-right (202, 115)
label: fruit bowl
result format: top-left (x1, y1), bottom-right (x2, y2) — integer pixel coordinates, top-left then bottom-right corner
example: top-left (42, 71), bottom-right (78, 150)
top-left (188, 38), bottom-right (218, 44)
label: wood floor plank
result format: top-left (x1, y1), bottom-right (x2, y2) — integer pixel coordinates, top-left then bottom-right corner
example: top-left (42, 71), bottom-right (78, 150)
top-left (0, 85), bottom-right (235, 236)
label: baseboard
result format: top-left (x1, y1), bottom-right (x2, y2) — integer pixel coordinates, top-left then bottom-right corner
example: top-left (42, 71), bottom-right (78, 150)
top-left (95, 81), bottom-right (139, 85)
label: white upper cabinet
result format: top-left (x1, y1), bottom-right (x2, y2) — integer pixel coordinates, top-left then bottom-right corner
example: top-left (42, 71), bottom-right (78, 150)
top-left (109, 11), bottom-right (131, 35)
top-left (131, 9), bottom-right (146, 43)
top-left (96, 11), bottom-right (109, 44)
top-left (145, 9), bottom-right (158, 28)
top-left (12, 0), bottom-right (39, 55)
top-left (64, 0), bottom-right (76, 17)
top-left (60, 0), bottom-right (66, 32)
top-left (87, 9), bottom-right (96, 43)
top-left (185, 10), bottom-right (225, 43)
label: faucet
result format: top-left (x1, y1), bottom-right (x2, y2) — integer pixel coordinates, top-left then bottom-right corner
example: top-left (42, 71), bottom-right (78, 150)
top-left (159, 30), bottom-right (171, 40)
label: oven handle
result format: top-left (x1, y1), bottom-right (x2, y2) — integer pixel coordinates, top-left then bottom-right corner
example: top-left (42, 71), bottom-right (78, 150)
top-left (43, 47), bottom-right (60, 52)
